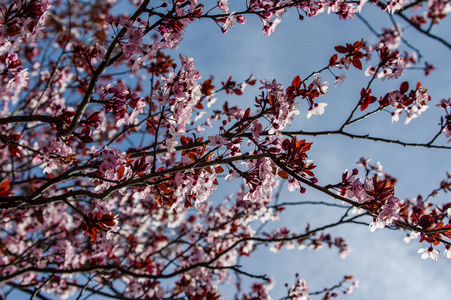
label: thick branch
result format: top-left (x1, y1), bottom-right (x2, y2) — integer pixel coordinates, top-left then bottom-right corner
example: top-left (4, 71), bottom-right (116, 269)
top-left (0, 115), bottom-right (63, 127)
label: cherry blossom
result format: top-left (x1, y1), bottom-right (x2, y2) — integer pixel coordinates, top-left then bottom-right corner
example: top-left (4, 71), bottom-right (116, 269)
top-left (6, 68), bottom-right (29, 94)
top-left (218, 0), bottom-right (229, 13)
top-left (208, 135), bottom-right (227, 147)
top-left (288, 278), bottom-right (309, 300)
top-left (334, 74), bottom-right (346, 86)
top-left (418, 246), bottom-right (440, 261)
top-left (444, 245), bottom-right (451, 260)
top-left (307, 102), bottom-right (328, 118)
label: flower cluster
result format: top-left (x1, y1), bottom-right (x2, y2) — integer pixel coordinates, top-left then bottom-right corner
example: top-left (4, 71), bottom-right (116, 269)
top-left (379, 25), bottom-right (402, 50)
top-left (386, 0), bottom-right (408, 13)
top-left (32, 139), bottom-right (73, 174)
top-left (380, 81), bottom-right (431, 124)
top-left (152, 55), bottom-right (202, 145)
top-left (365, 47), bottom-right (404, 80)
top-left (242, 156), bottom-right (278, 202)
top-left (173, 169), bottom-right (218, 209)
top-left (288, 278), bottom-right (309, 300)
top-left (99, 81), bottom-right (146, 127)
top-left (259, 79), bottom-right (300, 133)
top-left (89, 146), bottom-right (131, 192)
top-left (340, 163), bottom-right (401, 232)
top-left (369, 195), bottom-right (401, 232)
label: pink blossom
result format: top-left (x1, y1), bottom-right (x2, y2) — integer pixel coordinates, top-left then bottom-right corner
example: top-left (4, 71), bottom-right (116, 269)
top-left (306, 103), bottom-right (327, 119)
top-left (263, 18), bottom-right (281, 36)
top-left (208, 135), bottom-right (227, 147)
top-left (386, 0), bottom-right (408, 13)
top-left (442, 124), bottom-right (451, 142)
top-left (7, 68), bottom-right (29, 94)
top-left (32, 139), bottom-right (72, 174)
top-left (222, 12), bottom-right (236, 33)
top-left (380, 25), bottom-right (402, 49)
top-left (405, 104), bottom-right (429, 125)
top-left (347, 178), bottom-right (373, 203)
top-left (369, 220), bottom-right (385, 232)
top-left (327, 0), bottom-right (357, 20)
top-left (312, 75), bottom-right (329, 95)
top-left (218, 0), bottom-right (229, 13)
top-left (365, 65), bottom-right (377, 77)
top-left (428, 0), bottom-right (451, 20)
top-left (99, 147), bottom-right (127, 175)
top-left (345, 286), bottom-right (354, 295)
top-left (95, 43), bottom-right (107, 60)
top-left (391, 108), bottom-right (403, 123)
top-left (252, 120), bottom-right (263, 140)
top-left (237, 15), bottom-right (246, 24)
top-left (436, 98), bottom-right (451, 109)
top-left (378, 58), bottom-right (404, 80)
top-left (259, 79), bottom-right (283, 93)
top-left (225, 170), bottom-right (238, 182)
top-left (334, 74), bottom-right (345, 86)
top-left (418, 246), bottom-right (440, 261)
top-left (288, 278), bottom-right (309, 300)
top-left (135, 98), bottom-right (147, 113)
top-left (339, 246), bottom-right (352, 258)
top-left (128, 28), bottom-right (143, 45)
top-left (444, 245), bottom-right (451, 260)
top-left (357, 157), bottom-right (371, 167)
top-left (166, 137), bottom-right (178, 153)
top-left (403, 231), bottom-right (420, 243)
top-left (123, 43), bottom-right (139, 59)
top-left (376, 195), bottom-right (400, 227)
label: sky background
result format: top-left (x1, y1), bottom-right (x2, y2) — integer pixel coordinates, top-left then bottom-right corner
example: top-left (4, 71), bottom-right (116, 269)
top-left (170, 3), bottom-right (451, 299)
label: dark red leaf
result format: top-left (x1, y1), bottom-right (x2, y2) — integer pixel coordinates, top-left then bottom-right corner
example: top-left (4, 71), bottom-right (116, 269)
top-left (329, 54), bottom-right (338, 67)
top-left (400, 81), bottom-right (409, 94)
top-left (352, 58), bottom-right (362, 70)
top-left (334, 45), bottom-right (348, 53)
top-left (292, 75), bottom-right (301, 90)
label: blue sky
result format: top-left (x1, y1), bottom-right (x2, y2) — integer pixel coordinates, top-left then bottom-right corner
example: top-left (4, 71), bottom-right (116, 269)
top-left (174, 3), bottom-right (451, 299)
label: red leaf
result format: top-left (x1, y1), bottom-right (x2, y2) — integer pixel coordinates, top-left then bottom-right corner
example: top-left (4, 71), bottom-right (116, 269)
top-left (0, 179), bottom-right (13, 196)
top-left (243, 108), bottom-right (251, 119)
top-left (278, 170), bottom-right (289, 179)
top-left (8, 145), bottom-right (22, 158)
top-left (352, 58), bottom-right (362, 70)
top-left (292, 75), bottom-right (301, 90)
top-left (247, 79), bottom-right (256, 86)
top-left (76, 135), bottom-right (94, 143)
top-left (329, 54), bottom-right (338, 67)
top-left (233, 88), bottom-right (242, 95)
top-left (201, 79), bottom-right (215, 95)
top-left (334, 45), bottom-right (348, 53)
top-left (360, 103), bottom-right (368, 111)
top-left (117, 165), bottom-right (125, 179)
top-left (8, 134), bottom-right (20, 141)
top-left (400, 81), bottom-right (409, 94)
top-left (353, 40), bottom-right (362, 49)
top-left (286, 86), bottom-right (294, 98)
top-left (180, 135), bottom-right (188, 146)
